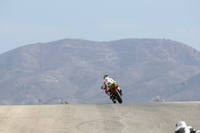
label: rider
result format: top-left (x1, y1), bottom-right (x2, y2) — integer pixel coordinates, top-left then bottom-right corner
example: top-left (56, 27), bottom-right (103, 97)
top-left (175, 121), bottom-right (199, 133)
top-left (101, 75), bottom-right (122, 98)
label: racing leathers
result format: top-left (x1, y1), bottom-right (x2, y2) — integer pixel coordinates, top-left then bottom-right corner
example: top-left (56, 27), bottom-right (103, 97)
top-left (175, 126), bottom-right (197, 133)
top-left (175, 121), bottom-right (199, 133)
top-left (101, 77), bottom-right (122, 98)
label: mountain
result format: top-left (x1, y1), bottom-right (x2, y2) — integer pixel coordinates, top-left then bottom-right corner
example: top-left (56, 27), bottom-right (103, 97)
top-left (0, 38), bottom-right (200, 105)
top-left (165, 73), bottom-right (200, 101)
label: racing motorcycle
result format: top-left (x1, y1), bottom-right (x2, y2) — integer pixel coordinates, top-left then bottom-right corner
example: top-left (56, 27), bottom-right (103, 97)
top-left (109, 85), bottom-right (123, 104)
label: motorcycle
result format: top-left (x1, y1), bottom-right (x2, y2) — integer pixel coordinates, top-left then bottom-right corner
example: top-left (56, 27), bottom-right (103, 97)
top-left (109, 85), bottom-right (123, 104)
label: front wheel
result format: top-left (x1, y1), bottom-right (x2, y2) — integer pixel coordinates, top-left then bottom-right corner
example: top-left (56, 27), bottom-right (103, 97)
top-left (114, 90), bottom-right (123, 104)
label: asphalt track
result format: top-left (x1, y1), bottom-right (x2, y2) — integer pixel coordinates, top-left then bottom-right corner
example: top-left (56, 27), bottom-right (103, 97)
top-left (0, 102), bottom-right (199, 133)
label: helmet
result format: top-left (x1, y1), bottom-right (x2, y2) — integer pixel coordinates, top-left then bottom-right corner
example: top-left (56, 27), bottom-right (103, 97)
top-left (103, 75), bottom-right (109, 80)
top-left (175, 121), bottom-right (187, 131)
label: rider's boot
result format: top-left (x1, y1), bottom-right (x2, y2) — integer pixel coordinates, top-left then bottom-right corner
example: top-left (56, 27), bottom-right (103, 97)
top-left (119, 90), bottom-right (123, 96)
top-left (116, 86), bottom-right (123, 96)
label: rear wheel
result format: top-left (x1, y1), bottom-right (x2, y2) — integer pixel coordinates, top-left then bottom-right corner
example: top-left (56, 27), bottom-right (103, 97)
top-left (115, 90), bottom-right (123, 104)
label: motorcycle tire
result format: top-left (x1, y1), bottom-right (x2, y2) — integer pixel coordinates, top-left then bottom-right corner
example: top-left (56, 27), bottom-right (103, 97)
top-left (115, 90), bottom-right (123, 104)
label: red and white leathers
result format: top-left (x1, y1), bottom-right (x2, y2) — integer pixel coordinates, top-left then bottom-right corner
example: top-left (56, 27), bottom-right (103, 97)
top-left (175, 121), bottom-right (197, 133)
top-left (102, 77), bottom-right (120, 95)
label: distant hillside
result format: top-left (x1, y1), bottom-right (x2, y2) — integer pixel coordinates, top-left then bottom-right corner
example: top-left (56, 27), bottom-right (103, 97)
top-left (0, 38), bottom-right (200, 105)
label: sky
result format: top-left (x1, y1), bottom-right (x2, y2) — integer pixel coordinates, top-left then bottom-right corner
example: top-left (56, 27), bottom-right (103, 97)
top-left (1, 0), bottom-right (200, 54)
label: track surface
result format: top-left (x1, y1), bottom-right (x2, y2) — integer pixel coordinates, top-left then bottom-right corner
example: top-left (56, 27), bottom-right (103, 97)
top-left (0, 102), bottom-right (199, 133)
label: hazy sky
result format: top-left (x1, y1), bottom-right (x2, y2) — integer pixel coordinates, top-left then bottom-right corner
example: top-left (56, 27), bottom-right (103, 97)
top-left (1, 0), bottom-right (200, 54)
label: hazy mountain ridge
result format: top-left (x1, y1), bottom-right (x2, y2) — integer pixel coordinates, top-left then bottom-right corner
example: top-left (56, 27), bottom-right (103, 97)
top-left (0, 38), bottom-right (200, 105)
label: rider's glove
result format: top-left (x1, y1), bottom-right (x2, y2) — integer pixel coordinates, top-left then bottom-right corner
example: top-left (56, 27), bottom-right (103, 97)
top-left (101, 86), bottom-right (103, 90)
